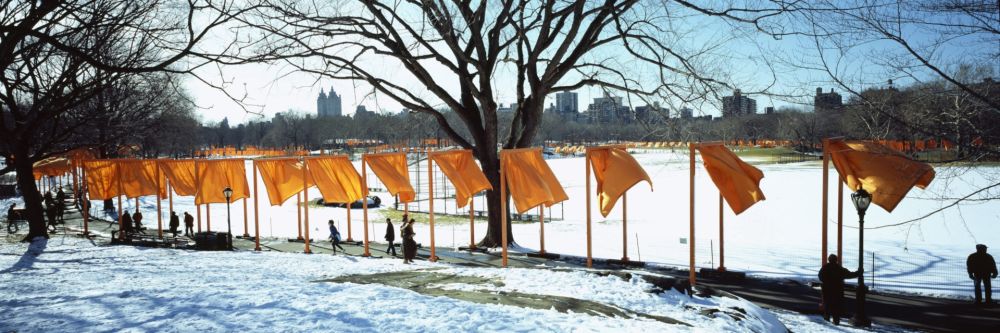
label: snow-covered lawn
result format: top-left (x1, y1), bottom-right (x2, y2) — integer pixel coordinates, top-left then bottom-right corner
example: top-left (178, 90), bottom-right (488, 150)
top-left (0, 236), bottom-right (804, 332)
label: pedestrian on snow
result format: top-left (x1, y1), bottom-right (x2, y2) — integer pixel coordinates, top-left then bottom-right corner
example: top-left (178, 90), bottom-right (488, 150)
top-left (120, 212), bottom-right (134, 234)
top-left (45, 199), bottom-right (58, 230)
top-left (329, 220), bottom-right (346, 254)
top-left (183, 212), bottom-right (194, 236)
top-left (169, 211), bottom-right (180, 237)
top-left (384, 218), bottom-right (397, 256)
top-left (55, 189), bottom-right (66, 222)
top-left (402, 218), bottom-right (417, 264)
top-left (967, 244), bottom-right (998, 305)
top-left (132, 210), bottom-right (144, 232)
top-left (818, 254), bottom-right (862, 325)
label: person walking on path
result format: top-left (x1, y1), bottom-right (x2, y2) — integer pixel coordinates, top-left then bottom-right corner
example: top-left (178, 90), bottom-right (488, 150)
top-left (384, 218), bottom-right (397, 256)
top-left (132, 210), bottom-right (144, 232)
top-left (183, 212), bottom-right (194, 236)
top-left (329, 220), bottom-right (346, 254)
top-left (967, 244), bottom-right (998, 305)
top-left (818, 254), bottom-right (862, 325)
top-left (402, 218), bottom-right (417, 264)
top-left (169, 211), bottom-right (180, 237)
top-left (55, 189), bottom-right (66, 223)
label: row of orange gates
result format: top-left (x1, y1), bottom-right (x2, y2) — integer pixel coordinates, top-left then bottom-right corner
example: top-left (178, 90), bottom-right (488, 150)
top-left (31, 138), bottom-right (934, 285)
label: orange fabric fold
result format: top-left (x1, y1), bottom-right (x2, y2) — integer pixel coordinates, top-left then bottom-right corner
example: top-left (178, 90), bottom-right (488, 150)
top-left (430, 150), bottom-right (493, 208)
top-left (306, 157), bottom-right (364, 204)
top-left (33, 157), bottom-right (72, 179)
top-left (589, 147), bottom-right (652, 217)
top-left (82, 160), bottom-right (120, 200)
top-left (696, 143), bottom-right (766, 215)
top-left (119, 160), bottom-right (166, 199)
top-left (364, 153), bottom-right (415, 202)
top-left (195, 159), bottom-right (250, 204)
top-left (826, 139), bottom-right (935, 212)
top-left (255, 158), bottom-right (311, 206)
top-left (500, 148), bottom-right (568, 214)
top-left (159, 160), bottom-right (197, 196)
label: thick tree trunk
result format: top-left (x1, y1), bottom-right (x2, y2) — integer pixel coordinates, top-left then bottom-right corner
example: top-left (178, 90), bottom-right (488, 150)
top-left (474, 141), bottom-right (514, 248)
top-left (13, 148), bottom-right (49, 242)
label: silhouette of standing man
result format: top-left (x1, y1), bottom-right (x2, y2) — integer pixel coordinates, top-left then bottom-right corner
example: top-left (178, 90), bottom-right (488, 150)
top-left (819, 254), bottom-right (862, 325)
top-left (967, 244), bottom-right (998, 305)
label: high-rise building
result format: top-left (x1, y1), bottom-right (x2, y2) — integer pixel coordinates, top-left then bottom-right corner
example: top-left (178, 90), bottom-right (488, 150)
top-left (721, 89), bottom-right (756, 117)
top-left (814, 87), bottom-right (843, 113)
top-left (680, 107), bottom-right (693, 119)
top-left (317, 87), bottom-right (342, 117)
top-left (555, 91), bottom-right (578, 117)
top-left (585, 93), bottom-right (632, 123)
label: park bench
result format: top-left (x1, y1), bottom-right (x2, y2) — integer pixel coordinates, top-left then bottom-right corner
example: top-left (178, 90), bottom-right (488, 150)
top-left (111, 229), bottom-right (190, 248)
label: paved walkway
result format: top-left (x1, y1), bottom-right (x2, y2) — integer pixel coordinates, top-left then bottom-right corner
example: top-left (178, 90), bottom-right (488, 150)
top-left (16, 194), bottom-right (1000, 333)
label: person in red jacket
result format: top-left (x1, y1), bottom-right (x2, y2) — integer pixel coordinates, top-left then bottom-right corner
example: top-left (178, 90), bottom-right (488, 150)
top-left (967, 244), bottom-right (998, 305)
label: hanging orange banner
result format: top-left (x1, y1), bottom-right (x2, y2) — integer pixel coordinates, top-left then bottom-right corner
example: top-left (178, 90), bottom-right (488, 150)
top-left (255, 158), bottom-right (311, 206)
top-left (429, 150), bottom-right (492, 208)
top-left (364, 153), bottom-right (415, 202)
top-left (696, 143), bottom-right (765, 215)
top-left (826, 139), bottom-right (935, 212)
top-left (33, 157), bottom-right (72, 179)
top-left (306, 156), bottom-right (364, 204)
top-left (195, 159), bottom-right (250, 204)
top-left (82, 160), bottom-right (120, 200)
top-left (159, 160), bottom-right (197, 196)
top-left (119, 159), bottom-right (166, 199)
top-left (500, 148), bottom-right (568, 214)
top-left (589, 147), bottom-right (652, 217)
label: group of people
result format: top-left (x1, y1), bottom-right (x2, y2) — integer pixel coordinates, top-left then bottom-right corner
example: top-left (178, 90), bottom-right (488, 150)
top-left (325, 215), bottom-right (417, 263)
top-left (818, 244), bottom-right (998, 326)
top-left (43, 189), bottom-right (66, 229)
top-left (166, 211), bottom-right (195, 237)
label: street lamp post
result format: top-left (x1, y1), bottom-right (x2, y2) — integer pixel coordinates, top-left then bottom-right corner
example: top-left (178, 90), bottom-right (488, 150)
top-left (851, 186), bottom-right (872, 327)
top-left (223, 187), bottom-right (233, 250)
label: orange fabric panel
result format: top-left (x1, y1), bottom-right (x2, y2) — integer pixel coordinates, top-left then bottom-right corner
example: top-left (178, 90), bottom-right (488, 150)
top-left (696, 143), bottom-right (766, 215)
top-left (255, 158), bottom-right (311, 206)
top-left (500, 148), bottom-right (568, 214)
top-left (306, 157), bottom-right (364, 204)
top-left (82, 160), bottom-right (120, 200)
top-left (119, 160), bottom-right (166, 199)
top-left (589, 147), bottom-right (652, 217)
top-left (159, 160), bottom-right (198, 196)
top-left (430, 150), bottom-right (492, 208)
top-left (33, 157), bottom-right (72, 179)
top-left (195, 159), bottom-right (250, 204)
top-left (826, 139), bottom-right (935, 212)
top-left (364, 153), bottom-right (415, 202)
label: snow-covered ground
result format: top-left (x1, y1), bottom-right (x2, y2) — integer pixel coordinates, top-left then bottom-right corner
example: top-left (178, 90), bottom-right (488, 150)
top-left (16, 150), bottom-right (1000, 299)
top-left (0, 236), bottom-right (819, 332)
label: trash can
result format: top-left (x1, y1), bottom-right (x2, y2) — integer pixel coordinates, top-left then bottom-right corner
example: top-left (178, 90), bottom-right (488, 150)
top-left (194, 231), bottom-right (232, 251)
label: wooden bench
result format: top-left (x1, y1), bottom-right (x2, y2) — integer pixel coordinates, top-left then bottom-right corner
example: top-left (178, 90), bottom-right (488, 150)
top-left (111, 230), bottom-right (189, 248)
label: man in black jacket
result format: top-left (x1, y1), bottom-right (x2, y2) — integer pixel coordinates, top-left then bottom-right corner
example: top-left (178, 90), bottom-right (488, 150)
top-left (967, 244), bottom-right (998, 305)
top-left (384, 218), bottom-right (397, 256)
top-left (819, 254), bottom-right (862, 325)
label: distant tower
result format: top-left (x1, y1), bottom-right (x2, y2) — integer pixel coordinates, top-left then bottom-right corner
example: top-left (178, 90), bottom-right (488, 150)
top-left (721, 89), bottom-right (756, 117)
top-left (317, 87), bottom-right (342, 117)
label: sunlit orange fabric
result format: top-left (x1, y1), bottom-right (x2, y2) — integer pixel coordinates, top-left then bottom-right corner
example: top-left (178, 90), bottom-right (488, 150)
top-left (589, 147), bottom-right (652, 217)
top-left (33, 157), bottom-right (72, 179)
top-left (159, 160), bottom-right (198, 196)
top-left (195, 159), bottom-right (250, 204)
top-left (826, 139), bottom-right (935, 212)
top-left (255, 158), bottom-right (312, 206)
top-left (500, 148), bottom-right (568, 214)
top-left (696, 143), bottom-right (766, 215)
top-left (430, 150), bottom-right (492, 208)
top-left (82, 160), bottom-right (120, 200)
top-left (119, 160), bottom-right (166, 199)
top-left (306, 156), bottom-right (364, 204)
top-left (364, 153), bottom-right (415, 202)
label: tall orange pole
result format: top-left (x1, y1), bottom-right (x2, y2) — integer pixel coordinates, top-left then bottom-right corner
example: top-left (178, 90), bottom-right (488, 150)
top-left (500, 155), bottom-right (508, 268)
top-left (719, 193), bottom-right (725, 271)
top-left (253, 162), bottom-right (261, 251)
top-left (72, 162), bottom-right (79, 206)
top-left (361, 157), bottom-right (370, 256)
top-left (346, 201), bottom-right (353, 242)
top-left (296, 192), bottom-right (302, 240)
top-left (117, 163), bottom-right (124, 241)
top-left (82, 166), bottom-right (89, 235)
top-left (303, 158), bottom-right (312, 254)
top-left (585, 151), bottom-right (593, 268)
top-left (469, 195), bottom-right (476, 249)
top-left (539, 206), bottom-right (545, 255)
top-left (195, 160), bottom-right (201, 233)
top-left (689, 143), bottom-right (696, 286)
top-left (242, 194), bottom-right (249, 238)
top-left (822, 142), bottom-right (829, 265)
top-left (622, 191), bottom-right (628, 261)
top-left (206, 203), bottom-right (211, 232)
top-left (838, 175), bottom-right (844, 261)
top-left (156, 162), bottom-right (163, 238)
top-left (428, 152), bottom-right (437, 262)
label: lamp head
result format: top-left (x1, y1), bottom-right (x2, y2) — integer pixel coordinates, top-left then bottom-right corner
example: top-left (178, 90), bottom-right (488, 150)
top-left (223, 187), bottom-right (233, 201)
top-left (851, 186), bottom-right (872, 214)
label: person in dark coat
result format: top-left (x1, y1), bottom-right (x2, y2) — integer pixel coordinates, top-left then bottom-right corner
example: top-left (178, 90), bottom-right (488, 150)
top-left (328, 220), bottom-right (345, 254)
top-left (169, 211), bottom-right (180, 237)
top-left (967, 244), bottom-right (998, 305)
top-left (183, 212), bottom-right (194, 236)
top-left (120, 212), bottom-right (134, 234)
top-left (55, 189), bottom-right (66, 223)
top-left (402, 218), bottom-right (417, 264)
top-left (132, 210), bottom-right (144, 232)
top-left (818, 254), bottom-right (862, 325)
top-left (384, 218), bottom-right (397, 256)
top-left (43, 193), bottom-right (57, 228)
